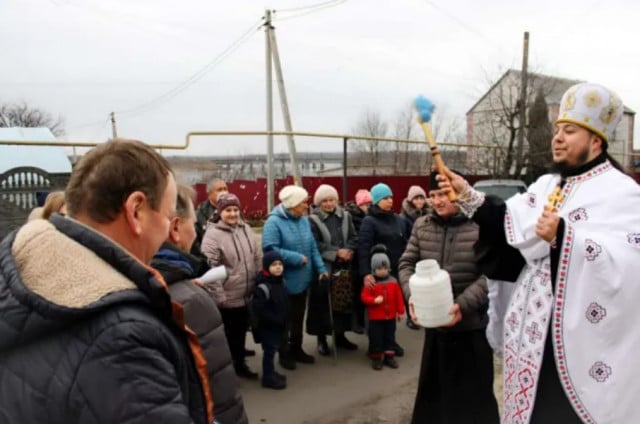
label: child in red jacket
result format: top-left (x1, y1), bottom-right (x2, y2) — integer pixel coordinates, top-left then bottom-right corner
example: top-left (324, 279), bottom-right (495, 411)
top-left (361, 248), bottom-right (405, 370)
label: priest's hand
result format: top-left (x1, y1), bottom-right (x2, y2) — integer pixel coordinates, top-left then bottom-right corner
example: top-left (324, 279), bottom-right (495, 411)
top-left (435, 166), bottom-right (467, 195)
top-left (442, 303), bottom-right (462, 327)
top-left (536, 206), bottom-right (560, 243)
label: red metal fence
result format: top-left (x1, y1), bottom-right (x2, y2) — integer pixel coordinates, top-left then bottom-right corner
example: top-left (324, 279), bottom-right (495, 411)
top-left (194, 174), bottom-right (488, 220)
top-left (195, 172), bottom-right (640, 221)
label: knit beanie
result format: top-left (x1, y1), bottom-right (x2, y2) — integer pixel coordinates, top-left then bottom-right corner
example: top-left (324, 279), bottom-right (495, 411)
top-left (370, 183), bottom-right (393, 205)
top-left (371, 252), bottom-right (391, 273)
top-left (407, 185), bottom-right (426, 201)
top-left (313, 184), bottom-right (339, 206)
top-left (279, 185), bottom-right (309, 208)
top-left (263, 250), bottom-right (284, 270)
top-left (216, 193), bottom-right (241, 211)
top-left (355, 189), bottom-right (373, 206)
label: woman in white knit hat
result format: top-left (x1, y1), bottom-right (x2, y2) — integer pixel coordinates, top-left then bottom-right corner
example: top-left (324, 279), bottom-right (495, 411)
top-left (307, 184), bottom-right (359, 356)
top-left (262, 185), bottom-right (329, 370)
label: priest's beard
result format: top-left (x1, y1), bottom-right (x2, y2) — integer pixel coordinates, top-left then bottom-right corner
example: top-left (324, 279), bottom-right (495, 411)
top-left (550, 146), bottom-right (590, 176)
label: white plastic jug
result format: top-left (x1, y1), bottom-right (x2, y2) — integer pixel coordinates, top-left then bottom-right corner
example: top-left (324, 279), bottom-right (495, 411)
top-left (409, 259), bottom-right (454, 328)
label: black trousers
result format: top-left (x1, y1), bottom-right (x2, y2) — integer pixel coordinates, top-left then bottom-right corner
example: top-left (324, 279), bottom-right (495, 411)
top-left (368, 319), bottom-right (397, 358)
top-left (282, 291), bottom-right (308, 352)
top-left (220, 306), bottom-right (248, 366)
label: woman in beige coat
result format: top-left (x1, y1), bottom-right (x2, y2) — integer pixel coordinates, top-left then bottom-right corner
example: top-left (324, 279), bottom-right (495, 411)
top-left (201, 193), bottom-right (262, 380)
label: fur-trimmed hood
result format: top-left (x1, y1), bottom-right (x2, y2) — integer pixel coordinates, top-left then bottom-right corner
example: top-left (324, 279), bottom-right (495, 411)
top-left (0, 215), bottom-right (167, 351)
top-left (400, 198), bottom-right (430, 223)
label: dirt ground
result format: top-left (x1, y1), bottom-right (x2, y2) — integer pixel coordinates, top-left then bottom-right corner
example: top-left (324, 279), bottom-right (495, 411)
top-left (309, 360), bottom-right (502, 424)
top-left (240, 323), bottom-right (504, 424)
top-left (243, 228), bottom-right (503, 423)
top-left (306, 378), bottom-right (417, 424)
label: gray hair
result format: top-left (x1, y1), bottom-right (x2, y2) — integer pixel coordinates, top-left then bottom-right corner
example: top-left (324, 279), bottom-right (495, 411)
top-left (207, 178), bottom-right (226, 193)
top-left (175, 184), bottom-right (196, 219)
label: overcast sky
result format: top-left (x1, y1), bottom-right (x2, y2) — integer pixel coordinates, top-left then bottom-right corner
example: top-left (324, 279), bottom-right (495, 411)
top-left (2, 0), bottom-right (639, 156)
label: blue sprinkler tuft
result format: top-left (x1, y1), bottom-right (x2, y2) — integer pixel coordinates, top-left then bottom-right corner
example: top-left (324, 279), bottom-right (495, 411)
top-left (414, 95), bottom-right (435, 123)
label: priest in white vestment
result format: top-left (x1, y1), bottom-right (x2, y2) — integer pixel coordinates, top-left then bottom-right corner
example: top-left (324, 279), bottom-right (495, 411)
top-left (436, 82), bottom-right (640, 424)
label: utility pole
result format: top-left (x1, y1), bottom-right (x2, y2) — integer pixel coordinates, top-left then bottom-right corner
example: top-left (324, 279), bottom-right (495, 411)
top-left (110, 112), bottom-right (118, 139)
top-left (268, 28), bottom-right (302, 186)
top-left (265, 10), bottom-right (275, 211)
top-left (515, 31), bottom-right (529, 176)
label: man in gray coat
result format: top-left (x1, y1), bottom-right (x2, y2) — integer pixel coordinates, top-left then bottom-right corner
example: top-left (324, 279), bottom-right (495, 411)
top-left (152, 184), bottom-right (248, 424)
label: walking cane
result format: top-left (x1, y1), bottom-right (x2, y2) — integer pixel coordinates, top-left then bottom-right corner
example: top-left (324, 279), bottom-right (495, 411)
top-left (323, 274), bottom-right (339, 364)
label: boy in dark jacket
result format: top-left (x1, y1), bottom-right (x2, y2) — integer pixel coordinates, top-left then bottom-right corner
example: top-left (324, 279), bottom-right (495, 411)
top-left (253, 250), bottom-right (290, 389)
top-left (361, 248), bottom-right (405, 370)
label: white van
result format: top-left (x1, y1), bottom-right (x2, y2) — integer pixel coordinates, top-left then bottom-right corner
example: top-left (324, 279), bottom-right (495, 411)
top-left (473, 179), bottom-right (527, 201)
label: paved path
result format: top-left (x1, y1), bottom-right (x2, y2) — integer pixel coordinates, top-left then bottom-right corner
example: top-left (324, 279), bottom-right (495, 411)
top-left (239, 323), bottom-right (424, 424)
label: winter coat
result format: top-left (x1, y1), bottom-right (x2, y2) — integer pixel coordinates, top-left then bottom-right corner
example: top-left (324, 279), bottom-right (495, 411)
top-left (398, 212), bottom-right (489, 331)
top-left (252, 271), bottom-right (290, 331)
top-left (201, 219), bottom-right (261, 308)
top-left (361, 275), bottom-right (405, 320)
top-left (0, 216), bottom-right (212, 424)
top-left (400, 198), bottom-right (430, 226)
top-left (307, 207), bottom-right (358, 335)
top-left (309, 206), bottom-right (358, 270)
top-left (196, 199), bottom-right (217, 236)
top-left (358, 205), bottom-right (411, 278)
top-left (261, 204), bottom-right (327, 294)
top-left (192, 199), bottom-right (217, 257)
top-left (152, 243), bottom-right (248, 424)
top-left (344, 201), bottom-right (366, 233)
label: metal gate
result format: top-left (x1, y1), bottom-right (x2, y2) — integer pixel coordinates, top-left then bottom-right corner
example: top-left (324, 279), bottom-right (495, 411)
top-left (0, 166), bottom-right (69, 239)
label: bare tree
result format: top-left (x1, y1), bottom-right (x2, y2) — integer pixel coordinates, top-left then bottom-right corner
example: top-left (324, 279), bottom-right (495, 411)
top-left (351, 109), bottom-right (388, 175)
top-left (390, 102), bottom-right (419, 174)
top-left (0, 102), bottom-right (65, 136)
top-left (429, 106), bottom-right (468, 173)
top-left (350, 101), bottom-right (467, 175)
top-left (526, 88), bottom-right (553, 183)
top-left (468, 68), bottom-right (573, 178)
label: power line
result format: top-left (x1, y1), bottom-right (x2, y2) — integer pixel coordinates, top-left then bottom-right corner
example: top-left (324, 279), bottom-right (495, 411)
top-left (54, 0), bottom-right (220, 50)
top-left (274, 0), bottom-right (348, 22)
top-left (422, 0), bottom-right (503, 49)
top-left (115, 16), bottom-right (263, 118)
top-left (89, 117), bottom-right (111, 140)
top-left (66, 117), bottom-right (110, 132)
top-left (0, 81), bottom-right (196, 87)
top-left (275, 0), bottom-right (345, 13)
